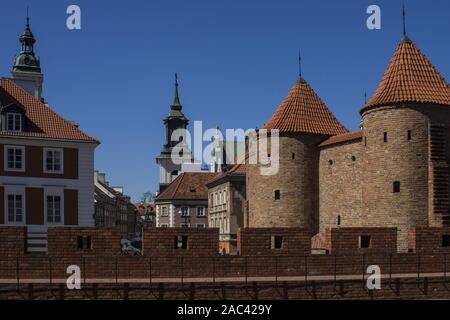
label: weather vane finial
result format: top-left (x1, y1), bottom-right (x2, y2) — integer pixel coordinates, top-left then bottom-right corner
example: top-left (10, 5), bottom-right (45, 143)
top-left (298, 51), bottom-right (302, 79)
top-left (402, 4), bottom-right (406, 36)
top-left (26, 6), bottom-right (30, 26)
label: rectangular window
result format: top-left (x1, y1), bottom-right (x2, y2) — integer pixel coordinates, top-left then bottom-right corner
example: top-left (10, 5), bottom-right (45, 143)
top-left (274, 190), bottom-right (281, 200)
top-left (44, 148), bottom-right (63, 173)
top-left (359, 235), bottom-right (371, 249)
top-left (407, 130), bottom-right (412, 141)
top-left (196, 207), bottom-right (205, 217)
top-left (5, 146), bottom-right (25, 172)
top-left (7, 194), bottom-right (23, 223)
top-left (174, 235), bottom-right (188, 249)
top-left (180, 223), bottom-right (190, 228)
top-left (442, 235), bottom-right (450, 247)
top-left (270, 235), bottom-right (283, 249)
top-left (77, 236), bottom-right (92, 249)
top-left (161, 206), bottom-right (168, 216)
top-left (393, 181), bottom-right (401, 193)
top-left (46, 195), bottom-right (62, 223)
top-left (160, 223), bottom-right (168, 228)
top-left (383, 132), bottom-right (388, 143)
top-left (196, 223), bottom-right (206, 228)
top-left (181, 206), bottom-right (189, 217)
top-left (6, 113), bottom-right (22, 132)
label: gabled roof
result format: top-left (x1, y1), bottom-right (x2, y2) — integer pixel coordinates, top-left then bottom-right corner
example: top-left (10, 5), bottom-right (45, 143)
top-left (362, 37), bottom-right (450, 113)
top-left (319, 130), bottom-right (363, 148)
top-left (156, 172), bottom-right (220, 201)
top-left (263, 78), bottom-right (347, 136)
top-left (0, 79), bottom-right (98, 143)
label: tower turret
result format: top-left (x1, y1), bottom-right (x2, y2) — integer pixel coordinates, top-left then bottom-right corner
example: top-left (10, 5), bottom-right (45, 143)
top-left (247, 63), bottom-right (347, 233)
top-left (11, 15), bottom-right (44, 100)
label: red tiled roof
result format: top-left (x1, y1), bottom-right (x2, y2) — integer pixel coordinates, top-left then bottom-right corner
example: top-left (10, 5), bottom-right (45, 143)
top-left (362, 37), bottom-right (450, 112)
top-left (264, 79), bottom-right (348, 136)
top-left (134, 202), bottom-right (155, 212)
top-left (156, 172), bottom-right (220, 201)
top-left (319, 130), bottom-right (363, 147)
top-left (206, 162), bottom-right (247, 186)
top-left (0, 79), bottom-right (98, 142)
top-left (228, 162), bottom-right (246, 174)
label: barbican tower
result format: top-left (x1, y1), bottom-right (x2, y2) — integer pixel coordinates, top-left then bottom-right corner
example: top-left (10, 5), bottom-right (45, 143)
top-left (360, 31), bottom-right (450, 251)
top-left (246, 69), bottom-right (347, 234)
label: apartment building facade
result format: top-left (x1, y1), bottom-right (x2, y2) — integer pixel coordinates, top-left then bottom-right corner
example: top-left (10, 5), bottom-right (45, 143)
top-left (155, 172), bottom-right (218, 228)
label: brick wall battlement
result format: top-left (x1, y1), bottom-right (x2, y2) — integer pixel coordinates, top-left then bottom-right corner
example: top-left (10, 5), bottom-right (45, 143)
top-left (1, 227), bottom-right (450, 285)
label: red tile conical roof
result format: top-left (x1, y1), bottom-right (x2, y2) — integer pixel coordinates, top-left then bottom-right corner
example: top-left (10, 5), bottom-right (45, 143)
top-left (362, 37), bottom-right (450, 113)
top-left (263, 78), bottom-right (347, 135)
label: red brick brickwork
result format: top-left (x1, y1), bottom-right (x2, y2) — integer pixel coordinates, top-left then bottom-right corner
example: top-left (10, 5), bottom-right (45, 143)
top-left (47, 227), bottom-right (122, 256)
top-left (237, 228), bottom-right (310, 256)
top-left (0, 227), bottom-right (26, 257)
top-left (142, 227), bottom-right (219, 257)
top-left (325, 227), bottom-right (397, 255)
top-left (409, 227), bottom-right (450, 253)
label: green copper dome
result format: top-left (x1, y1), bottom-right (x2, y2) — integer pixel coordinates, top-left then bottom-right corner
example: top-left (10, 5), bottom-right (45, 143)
top-left (12, 16), bottom-right (41, 73)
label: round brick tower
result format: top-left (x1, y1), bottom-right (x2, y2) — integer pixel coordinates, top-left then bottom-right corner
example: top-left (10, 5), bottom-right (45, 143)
top-left (247, 77), bottom-right (347, 234)
top-left (360, 35), bottom-right (450, 251)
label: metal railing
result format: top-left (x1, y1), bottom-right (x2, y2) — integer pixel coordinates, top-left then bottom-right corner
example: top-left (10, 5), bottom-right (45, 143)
top-left (0, 252), bottom-right (448, 288)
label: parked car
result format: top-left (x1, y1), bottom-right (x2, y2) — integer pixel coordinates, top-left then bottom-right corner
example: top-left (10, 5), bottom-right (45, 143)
top-left (121, 238), bottom-right (141, 255)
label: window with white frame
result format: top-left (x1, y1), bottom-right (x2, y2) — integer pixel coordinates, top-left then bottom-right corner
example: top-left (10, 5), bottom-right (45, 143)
top-left (7, 193), bottom-right (24, 223)
top-left (44, 148), bottom-right (63, 173)
top-left (46, 195), bottom-right (62, 223)
top-left (180, 206), bottom-right (189, 216)
top-left (160, 223), bottom-right (168, 228)
top-left (180, 223), bottom-right (190, 228)
top-left (196, 223), bottom-right (206, 228)
top-left (196, 206), bottom-right (205, 217)
top-left (4, 146), bottom-right (25, 172)
top-left (160, 206), bottom-right (168, 216)
top-left (6, 113), bottom-right (22, 132)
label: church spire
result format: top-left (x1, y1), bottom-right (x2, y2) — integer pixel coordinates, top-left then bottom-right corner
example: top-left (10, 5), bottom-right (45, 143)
top-left (171, 73), bottom-right (182, 110)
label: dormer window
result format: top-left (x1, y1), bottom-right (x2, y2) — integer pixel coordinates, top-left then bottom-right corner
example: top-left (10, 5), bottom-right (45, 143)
top-left (6, 113), bottom-right (22, 132)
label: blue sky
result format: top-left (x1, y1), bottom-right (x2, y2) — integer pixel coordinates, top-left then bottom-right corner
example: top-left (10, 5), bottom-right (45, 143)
top-left (0, 0), bottom-right (449, 201)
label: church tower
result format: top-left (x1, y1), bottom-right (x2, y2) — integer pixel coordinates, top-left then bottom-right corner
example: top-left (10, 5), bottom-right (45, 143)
top-left (11, 15), bottom-right (44, 101)
top-left (156, 74), bottom-right (192, 193)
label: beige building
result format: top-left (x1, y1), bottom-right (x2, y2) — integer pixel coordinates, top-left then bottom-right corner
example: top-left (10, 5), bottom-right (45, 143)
top-left (206, 163), bottom-right (246, 253)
